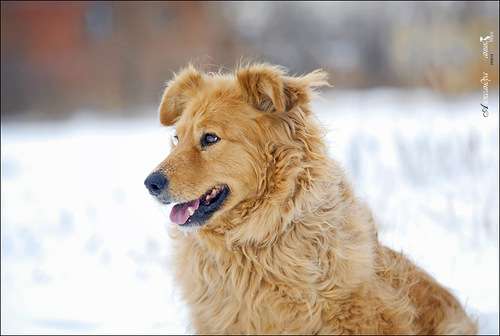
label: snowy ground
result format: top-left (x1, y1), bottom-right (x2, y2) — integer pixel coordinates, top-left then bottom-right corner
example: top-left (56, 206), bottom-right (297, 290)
top-left (1, 89), bottom-right (498, 334)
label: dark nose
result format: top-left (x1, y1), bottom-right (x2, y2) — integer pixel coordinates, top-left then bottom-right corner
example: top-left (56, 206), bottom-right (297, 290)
top-left (144, 172), bottom-right (168, 196)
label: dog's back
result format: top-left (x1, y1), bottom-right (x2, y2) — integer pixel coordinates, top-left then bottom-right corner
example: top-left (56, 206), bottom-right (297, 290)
top-left (377, 246), bottom-right (477, 335)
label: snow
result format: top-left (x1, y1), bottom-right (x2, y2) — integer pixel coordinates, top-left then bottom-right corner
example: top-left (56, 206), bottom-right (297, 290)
top-left (1, 89), bottom-right (498, 334)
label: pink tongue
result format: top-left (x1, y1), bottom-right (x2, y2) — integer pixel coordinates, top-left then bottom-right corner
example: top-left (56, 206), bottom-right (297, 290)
top-left (170, 199), bottom-right (200, 225)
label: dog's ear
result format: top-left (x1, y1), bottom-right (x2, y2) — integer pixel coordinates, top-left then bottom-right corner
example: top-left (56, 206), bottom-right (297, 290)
top-left (237, 64), bottom-right (287, 113)
top-left (237, 64), bottom-right (329, 113)
top-left (159, 65), bottom-right (204, 126)
top-left (282, 69), bottom-right (330, 113)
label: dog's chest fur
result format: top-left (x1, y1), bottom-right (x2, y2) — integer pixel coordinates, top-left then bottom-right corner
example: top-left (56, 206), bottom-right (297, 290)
top-left (173, 232), bottom-right (331, 333)
top-left (170, 207), bottom-right (388, 335)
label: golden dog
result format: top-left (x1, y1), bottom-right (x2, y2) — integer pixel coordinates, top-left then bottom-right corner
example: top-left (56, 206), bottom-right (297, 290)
top-left (144, 63), bottom-right (477, 334)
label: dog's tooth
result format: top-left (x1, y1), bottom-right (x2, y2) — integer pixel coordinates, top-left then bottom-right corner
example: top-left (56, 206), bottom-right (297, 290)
top-left (188, 207), bottom-right (195, 216)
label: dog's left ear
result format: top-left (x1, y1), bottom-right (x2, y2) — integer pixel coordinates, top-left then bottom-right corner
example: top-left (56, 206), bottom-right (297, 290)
top-left (159, 64), bottom-right (204, 126)
top-left (237, 64), bottom-right (329, 114)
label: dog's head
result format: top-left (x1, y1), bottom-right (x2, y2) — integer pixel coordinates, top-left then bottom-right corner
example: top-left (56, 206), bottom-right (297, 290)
top-left (145, 63), bottom-right (329, 241)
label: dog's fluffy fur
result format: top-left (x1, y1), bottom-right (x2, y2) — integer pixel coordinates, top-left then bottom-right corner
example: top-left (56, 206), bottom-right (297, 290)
top-left (153, 63), bottom-right (477, 334)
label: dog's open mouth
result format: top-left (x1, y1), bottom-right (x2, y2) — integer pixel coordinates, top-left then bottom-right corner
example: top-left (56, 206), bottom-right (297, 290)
top-left (169, 185), bottom-right (230, 226)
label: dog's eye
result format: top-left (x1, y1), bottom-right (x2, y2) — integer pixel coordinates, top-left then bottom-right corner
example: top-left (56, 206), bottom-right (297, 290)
top-left (201, 133), bottom-right (220, 147)
top-left (172, 135), bottom-right (179, 145)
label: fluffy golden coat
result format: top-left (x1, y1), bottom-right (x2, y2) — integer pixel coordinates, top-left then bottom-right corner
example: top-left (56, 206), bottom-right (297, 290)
top-left (152, 63), bottom-right (477, 334)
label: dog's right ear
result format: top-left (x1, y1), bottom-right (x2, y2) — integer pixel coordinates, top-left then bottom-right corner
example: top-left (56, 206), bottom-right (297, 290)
top-left (159, 65), bottom-right (204, 126)
top-left (237, 63), bottom-right (330, 115)
top-left (236, 63), bottom-right (287, 113)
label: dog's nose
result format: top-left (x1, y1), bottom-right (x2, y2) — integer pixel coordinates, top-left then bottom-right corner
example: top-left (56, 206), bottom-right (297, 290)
top-left (144, 172), bottom-right (168, 196)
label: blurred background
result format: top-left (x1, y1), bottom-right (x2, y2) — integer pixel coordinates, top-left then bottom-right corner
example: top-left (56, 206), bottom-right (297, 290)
top-left (1, 1), bottom-right (499, 334)
top-left (2, 1), bottom-right (499, 120)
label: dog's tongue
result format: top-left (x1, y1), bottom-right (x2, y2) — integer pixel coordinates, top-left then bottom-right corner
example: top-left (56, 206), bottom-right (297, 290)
top-left (170, 199), bottom-right (200, 225)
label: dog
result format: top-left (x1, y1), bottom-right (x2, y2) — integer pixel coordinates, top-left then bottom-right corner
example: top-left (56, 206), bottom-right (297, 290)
top-left (144, 63), bottom-right (477, 334)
